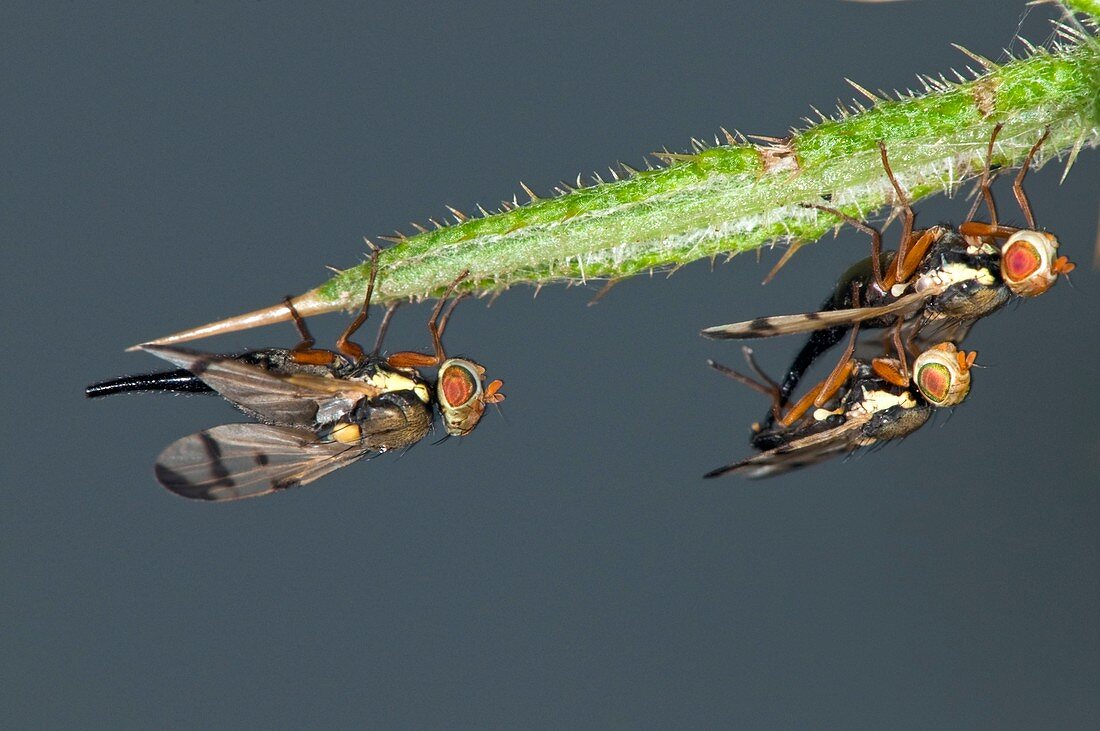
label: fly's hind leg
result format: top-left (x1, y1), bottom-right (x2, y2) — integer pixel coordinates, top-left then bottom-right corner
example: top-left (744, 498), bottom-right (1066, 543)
top-left (709, 346), bottom-right (784, 423)
top-left (800, 203), bottom-right (887, 292)
top-left (966, 122), bottom-right (1004, 226)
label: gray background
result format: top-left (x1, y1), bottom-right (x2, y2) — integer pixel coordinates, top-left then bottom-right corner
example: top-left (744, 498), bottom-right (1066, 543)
top-left (4, 1), bottom-right (1099, 727)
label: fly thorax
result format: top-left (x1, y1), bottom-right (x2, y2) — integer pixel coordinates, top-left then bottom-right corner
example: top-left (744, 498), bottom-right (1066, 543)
top-left (362, 369), bottom-right (431, 404)
top-left (915, 261), bottom-right (995, 294)
top-left (965, 242), bottom-right (998, 256)
top-left (850, 386), bottom-right (916, 417)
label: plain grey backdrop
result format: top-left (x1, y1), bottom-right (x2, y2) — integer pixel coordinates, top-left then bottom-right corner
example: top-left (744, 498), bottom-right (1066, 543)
top-left (4, 1), bottom-right (1099, 727)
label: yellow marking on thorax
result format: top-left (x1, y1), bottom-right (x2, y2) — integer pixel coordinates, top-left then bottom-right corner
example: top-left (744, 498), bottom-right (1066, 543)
top-left (363, 370), bottom-right (431, 403)
top-left (913, 262), bottom-right (995, 294)
top-left (849, 387), bottom-right (917, 417)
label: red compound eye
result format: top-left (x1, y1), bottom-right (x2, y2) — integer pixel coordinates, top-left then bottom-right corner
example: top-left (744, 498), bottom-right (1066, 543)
top-left (1002, 240), bottom-right (1042, 283)
top-left (440, 364), bottom-right (477, 407)
top-left (916, 363), bottom-right (951, 404)
top-left (912, 343), bottom-right (971, 408)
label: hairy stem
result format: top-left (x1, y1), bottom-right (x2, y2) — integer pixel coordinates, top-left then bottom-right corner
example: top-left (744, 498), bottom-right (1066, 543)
top-left (1062, 0), bottom-right (1100, 21)
top-left (142, 12), bottom-right (1099, 347)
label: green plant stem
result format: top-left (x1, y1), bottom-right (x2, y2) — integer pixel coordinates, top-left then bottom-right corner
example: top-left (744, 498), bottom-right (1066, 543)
top-left (1063, 0), bottom-right (1100, 21)
top-left (324, 48), bottom-right (1099, 302)
top-left (141, 16), bottom-right (1098, 348)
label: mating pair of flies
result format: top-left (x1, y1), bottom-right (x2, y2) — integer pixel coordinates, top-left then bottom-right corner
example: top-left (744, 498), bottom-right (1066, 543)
top-left (702, 124), bottom-right (1074, 478)
top-left (86, 251), bottom-right (504, 501)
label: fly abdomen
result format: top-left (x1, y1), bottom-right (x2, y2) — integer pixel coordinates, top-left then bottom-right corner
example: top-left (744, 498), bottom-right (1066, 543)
top-left (85, 369), bottom-right (214, 398)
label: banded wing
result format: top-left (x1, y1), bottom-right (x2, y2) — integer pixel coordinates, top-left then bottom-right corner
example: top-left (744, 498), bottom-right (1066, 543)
top-left (142, 344), bottom-right (382, 427)
top-left (704, 416), bottom-right (870, 479)
top-left (154, 423), bottom-right (371, 501)
top-left (700, 290), bottom-right (934, 340)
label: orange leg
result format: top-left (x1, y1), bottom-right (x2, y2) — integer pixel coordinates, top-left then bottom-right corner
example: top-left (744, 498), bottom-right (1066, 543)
top-left (889, 318), bottom-right (909, 380)
top-left (883, 227), bottom-right (940, 289)
top-left (966, 123), bottom-right (1003, 226)
top-left (778, 314), bottom-right (861, 427)
top-left (778, 361), bottom-right (857, 428)
top-left (903, 314), bottom-right (924, 359)
top-left (710, 359), bottom-right (782, 422)
top-left (436, 294), bottom-right (465, 342)
top-left (1013, 126), bottom-right (1049, 229)
top-left (387, 270), bottom-right (470, 369)
top-left (958, 221), bottom-right (1019, 240)
top-left (877, 141), bottom-right (916, 283)
top-left (710, 347), bottom-right (784, 421)
top-left (333, 246), bottom-right (382, 362)
top-left (369, 302), bottom-right (400, 357)
top-left (801, 203), bottom-right (886, 292)
top-left (813, 314), bottom-right (861, 407)
top-left (870, 357), bottom-right (909, 387)
top-left (285, 296), bottom-right (338, 366)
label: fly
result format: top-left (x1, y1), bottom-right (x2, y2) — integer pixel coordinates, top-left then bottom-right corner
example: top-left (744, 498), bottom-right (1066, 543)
top-left (86, 248), bottom-right (504, 501)
top-left (704, 322), bottom-right (976, 479)
top-left (701, 125), bottom-right (1073, 424)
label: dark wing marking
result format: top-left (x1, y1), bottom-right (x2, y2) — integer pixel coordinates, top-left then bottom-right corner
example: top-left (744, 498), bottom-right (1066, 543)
top-left (700, 291), bottom-right (935, 340)
top-left (154, 423), bottom-right (369, 501)
top-left (704, 416), bottom-right (870, 479)
top-left (142, 345), bottom-right (381, 427)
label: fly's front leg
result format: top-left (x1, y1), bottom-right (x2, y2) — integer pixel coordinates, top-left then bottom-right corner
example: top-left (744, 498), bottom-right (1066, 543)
top-left (958, 221), bottom-right (1019, 240)
top-left (370, 303), bottom-right (400, 357)
top-left (966, 123), bottom-right (1003, 226)
top-left (387, 270), bottom-right (469, 369)
top-left (334, 244), bottom-right (382, 362)
top-left (1013, 126), bottom-right (1049, 229)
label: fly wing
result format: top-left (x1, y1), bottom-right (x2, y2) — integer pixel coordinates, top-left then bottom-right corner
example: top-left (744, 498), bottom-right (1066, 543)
top-left (704, 416), bottom-right (869, 479)
top-left (700, 291), bottom-right (933, 340)
top-left (154, 423), bottom-right (369, 501)
top-left (141, 345), bottom-right (381, 427)
top-left (908, 317), bottom-right (976, 350)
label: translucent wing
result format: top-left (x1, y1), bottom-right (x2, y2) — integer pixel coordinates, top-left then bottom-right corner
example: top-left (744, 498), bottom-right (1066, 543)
top-left (142, 344), bottom-right (381, 427)
top-left (908, 317), bottom-right (976, 351)
top-left (704, 416), bottom-right (870, 479)
top-left (700, 290), bottom-right (934, 340)
top-left (154, 423), bottom-right (370, 501)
